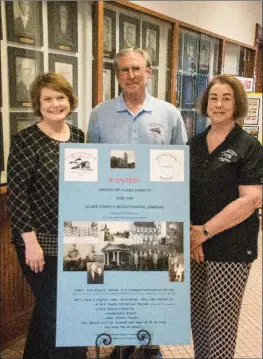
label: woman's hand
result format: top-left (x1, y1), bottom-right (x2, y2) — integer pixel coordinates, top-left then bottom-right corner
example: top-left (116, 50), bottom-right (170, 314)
top-left (190, 224), bottom-right (207, 252)
top-left (22, 232), bottom-right (45, 273)
top-left (191, 245), bottom-right (205, 264)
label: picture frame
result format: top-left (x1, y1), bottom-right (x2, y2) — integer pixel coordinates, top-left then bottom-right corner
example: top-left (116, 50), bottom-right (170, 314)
top-left (183, 32), bottom-right (198, 73)
top-left (48, 1), bottom-right (78, 52)
top-left (9, 112), bottom-right (38, 140)
top-left (195, 115), bottom-right (207, 135)
top-left (103, 62), bottom-right (115, 101)
top-left (0, 113), bottom-right (4, 171)
top-left (181, 75), bottom-right (195, 108)
top-left (198, 38), bottom-right (210, 74)
top-left (243, 126), bottom-right (259, 139)
top-left (181, 111), bottom-right (195, 140)
top-left (8, 47), bottom-right (44, 108)
top-left (65, 112), bottom-right (78, 128)
top-left (5, 1), bottom-right (43, 46)
top-left (196, 75), bottom-right (208, 102)
top-left (49, 53), bottom-right (78, 96)
top-left (147, 69), bottom-right (158, 97)
top-left (103, 8), bottom-right (116, 58)
top-left (119, 14), bottom-right (140, 51)
top-left (142, 21), bottom-right (160, 66)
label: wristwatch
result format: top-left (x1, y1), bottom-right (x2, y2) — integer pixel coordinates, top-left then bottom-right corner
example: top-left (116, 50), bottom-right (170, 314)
top-left (202, 225), bottom-right (213, 238)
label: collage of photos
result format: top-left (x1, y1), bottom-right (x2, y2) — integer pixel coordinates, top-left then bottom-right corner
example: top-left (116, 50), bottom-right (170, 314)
top-left (63, 221), bottom-right (184, 283)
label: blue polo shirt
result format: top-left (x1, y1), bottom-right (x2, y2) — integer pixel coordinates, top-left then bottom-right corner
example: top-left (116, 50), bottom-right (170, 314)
top-left (87, 92), bottom-right (187, 145)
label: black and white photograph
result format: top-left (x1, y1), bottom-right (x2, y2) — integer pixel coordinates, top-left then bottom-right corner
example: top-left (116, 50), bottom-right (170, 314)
top-left (103, 8), bottom-right (116, 58)
top-left (196, 74), bottom-right (208, 102)
top-left (87, 262), bottom-right (104, 284)
top-left (48, 1), bottom-right (78, 52)
top-left (142, 21), bottom-right (160, 66)
top-left (8, 47), bottom-right (44, 107)
top-left (63, 242), bottom-right (104, 272)
top-left (64, 221), bottom-right (99, 243)
top-left (110, 150), bottom-right (135, 169)
top-left (0, 114), bottom-right (4, 172)
top-left (199, 38), bottom-right (210, 74)
top-left (181, 111), bottom-right (195, 140)
top-left (49, 53), bottom-right (78, 96)
top-left (243, 126), bottom-right (259, 139)
top-left (9, 112), bottom-right (38, 139)
top-left (195, 114), bottom-right (207, 135)
top-left (65, 112), bottom-right (78, 128)
top-left (183, 32), bottom-right (198, 73)
top-left (99, 221), bottom-right (184, 276)
top-left (119, 14), bottom-right (140, 50)
top-left (6, 1), bottom-right (43, 45)
top-left (147, 69), bottom-right (158, 98)
top-left (103, 62), bottom-right (115, 101)
top-left (181, 75), bottom-right (195, 108)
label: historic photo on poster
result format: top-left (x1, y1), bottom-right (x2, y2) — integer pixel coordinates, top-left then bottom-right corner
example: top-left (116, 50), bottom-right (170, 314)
top-left (56, 144), bottom-right (190, 347)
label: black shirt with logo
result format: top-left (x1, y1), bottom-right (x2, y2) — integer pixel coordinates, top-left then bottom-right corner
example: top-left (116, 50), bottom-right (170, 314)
top-left (190, 124), bottom-right (262, 263)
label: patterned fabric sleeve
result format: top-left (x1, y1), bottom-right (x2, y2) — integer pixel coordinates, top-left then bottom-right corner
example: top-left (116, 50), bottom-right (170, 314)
top-left (7, 132), bottom-right (38, 234)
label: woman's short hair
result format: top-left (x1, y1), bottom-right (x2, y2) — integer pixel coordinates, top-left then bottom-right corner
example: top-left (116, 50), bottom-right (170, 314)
top-left (30, 72), bottom-right (78, 117)
top-left (113, 47), bottom-right (152, 72)
top-left (199, 74), bottom-right (248, 121)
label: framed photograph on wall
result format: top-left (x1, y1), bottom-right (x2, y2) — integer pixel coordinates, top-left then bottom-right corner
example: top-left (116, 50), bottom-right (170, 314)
top-left (8, 47), bottom-right (44, 108)
top-left (119, 14), bottom-right (140, 51)
top-left (103, 8), bottom-right (116, 58)
top-left (183, 32), bottom-right (198, 73)
top-left (5, 1), bottom-right (43, 46)
top-left (49, 53), bottom-right (78, 96)
top-left (48, 1), bottom-right (78, 52)
top-left (181, 75), bottom-right (195, 108)
top-left (103, 62), bottom-right (115, 101)
top-left (181, 111), bottom-right (195, 140)
top-left (9, 112), bottom-right (38, 139)
top-left (65, 112), bottom-right (78, 127)
top-left (198, 38), bottom-right (210, 74)
top-left (243, 126), bottom-right (259, 139)
top-left (0, 113), bottom-right (4, 171)
top-left (147, 69), bottom-right (158, 97)
top-left (142, 21), bottom-right (160, 66)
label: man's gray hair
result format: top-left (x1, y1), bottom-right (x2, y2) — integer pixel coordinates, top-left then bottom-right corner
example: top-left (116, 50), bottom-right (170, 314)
top-left (113, 48), bottom-right (152, 71)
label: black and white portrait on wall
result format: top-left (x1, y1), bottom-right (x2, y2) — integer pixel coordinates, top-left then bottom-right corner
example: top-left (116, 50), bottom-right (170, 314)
top-left (103, 9), bottom-right (116, 58)
top-left (142, 22), bottom-right (160, 66)
top-left (49, 53), bottom-right (78, 96)
top-left (48, 1), bottom-right (78, 52)
top-left (103, 62), bottom-right (115, 101)
top-left (199, 38), bottom-right (210, 74)
top-left (119, 14), bottom-right (140, 50)
top-left (15, 56), bottom-right (36, 102)
top-left (6, 1), bottom-right (43, 45)
top-left (8, 47), bottom-right (44, 107)
top-left (183, 32), bottom-right (198, 72)
top-left (147, 69), bottom-right (158, 98)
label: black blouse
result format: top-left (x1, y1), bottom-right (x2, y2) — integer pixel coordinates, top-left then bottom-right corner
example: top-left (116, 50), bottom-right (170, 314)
top-left (190, 124), bottom-right (262, 263)
top-left (7, 123), bottom-right (85, 256)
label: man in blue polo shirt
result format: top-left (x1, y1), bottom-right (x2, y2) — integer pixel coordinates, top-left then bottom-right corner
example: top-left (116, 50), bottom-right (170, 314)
top-left (87, 48), bottom-right (187, 145)
top-left (87, 47), bottom-right (187, 359)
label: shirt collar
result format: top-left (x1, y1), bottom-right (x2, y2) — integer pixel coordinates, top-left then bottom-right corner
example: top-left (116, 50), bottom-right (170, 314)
top-left (116, 91), bottom-right (153, 113)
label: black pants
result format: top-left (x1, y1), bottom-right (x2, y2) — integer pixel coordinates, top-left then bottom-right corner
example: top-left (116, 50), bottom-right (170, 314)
top-left (15, 246), bottom-right (86, 359)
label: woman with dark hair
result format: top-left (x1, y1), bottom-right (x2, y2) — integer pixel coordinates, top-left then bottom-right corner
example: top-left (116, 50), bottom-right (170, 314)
top-left (7, 73), bottom-right (86, 359)
top-left (189, 74), bottom-right (262, 359)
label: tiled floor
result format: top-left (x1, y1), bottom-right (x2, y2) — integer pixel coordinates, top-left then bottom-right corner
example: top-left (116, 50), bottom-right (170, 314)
top-left (1, 234), bottom-right (262, 359)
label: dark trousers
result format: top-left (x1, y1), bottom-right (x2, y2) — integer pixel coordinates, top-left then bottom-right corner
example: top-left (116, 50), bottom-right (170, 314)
top-left (15, 246), bottom-right (86, 359)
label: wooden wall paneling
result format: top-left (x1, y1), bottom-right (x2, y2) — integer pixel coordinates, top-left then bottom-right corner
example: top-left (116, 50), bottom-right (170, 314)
top-left (92, 1), bottom-right (104, 107)
top-left (0, 193), bottom-right (34, 349)
top-left (255, 46), bottom-right (262, 93)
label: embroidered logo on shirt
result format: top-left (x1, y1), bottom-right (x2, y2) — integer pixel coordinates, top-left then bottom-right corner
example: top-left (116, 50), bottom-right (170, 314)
top-left (218, 149), bottom-right (237, 163)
